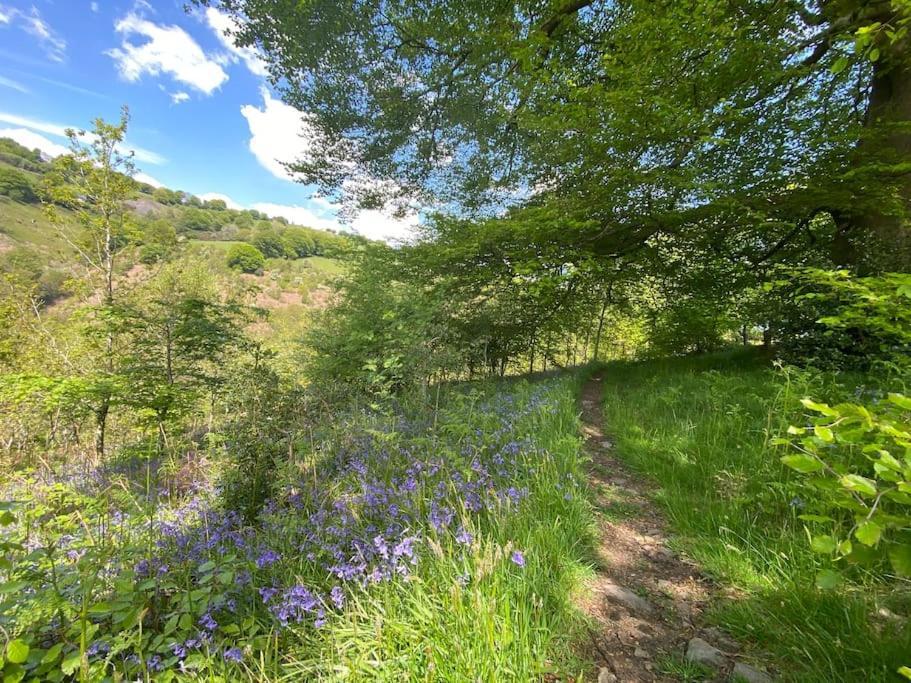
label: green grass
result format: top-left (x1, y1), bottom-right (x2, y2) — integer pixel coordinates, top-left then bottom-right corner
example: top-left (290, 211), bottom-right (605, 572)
top-left (0, 197), bottom-right (74, 262)
top-left (599, 349), bottom-right (911, 682)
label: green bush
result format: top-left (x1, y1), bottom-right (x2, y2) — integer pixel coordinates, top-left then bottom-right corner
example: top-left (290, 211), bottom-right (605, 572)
top-left (226, 243), bottom-right (265, 274)
top-left (0, 167), bottom-right (38, 203)
top-left (767, 269), bottom-right (911, 369)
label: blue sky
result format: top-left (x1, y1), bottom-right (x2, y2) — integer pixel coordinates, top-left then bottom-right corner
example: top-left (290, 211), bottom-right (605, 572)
top-left (0, 0), bottom-right (416, 241)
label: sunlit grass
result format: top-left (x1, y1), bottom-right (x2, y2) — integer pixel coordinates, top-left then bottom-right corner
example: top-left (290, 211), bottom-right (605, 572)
top-left (600, 349), bottom-right (911, 681)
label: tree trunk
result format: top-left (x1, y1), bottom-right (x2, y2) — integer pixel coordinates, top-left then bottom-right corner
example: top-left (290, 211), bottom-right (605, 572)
top-left (835, 29), bottom-right (911, 271)
top-left (94, 399), bottom-right (109, 458)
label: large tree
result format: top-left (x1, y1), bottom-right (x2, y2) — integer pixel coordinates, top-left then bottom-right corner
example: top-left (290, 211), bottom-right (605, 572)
top-left (200, 0), bottom-right (909, 270)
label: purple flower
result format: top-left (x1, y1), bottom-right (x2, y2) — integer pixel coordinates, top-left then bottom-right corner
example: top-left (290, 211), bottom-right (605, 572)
top-left (259, 586), bottom-right (279, 603)
top-left (511, 550), bottom-right (526, 567)
top-left (223, 647), bottom-right (243, 663)
top-left (147, 655), bottom-right (163, 672)
top-left (199, 612), bottom-right (218, 632)
top-left (330, 585), bottom-right (345, 609)
top-left (256, 549), bottom-right (280, 569)
top-left (455, 527), bottom-right (473, 546)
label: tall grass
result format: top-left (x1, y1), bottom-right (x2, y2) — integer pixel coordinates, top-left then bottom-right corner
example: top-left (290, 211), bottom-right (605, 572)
top-left (599, 349), bottom-right (911, 681)
top-left (0, 375), bottom-right (596, 681)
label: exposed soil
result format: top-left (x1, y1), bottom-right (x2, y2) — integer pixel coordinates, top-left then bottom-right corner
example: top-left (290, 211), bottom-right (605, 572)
top-left (577, 373), bottom-right (772, 683)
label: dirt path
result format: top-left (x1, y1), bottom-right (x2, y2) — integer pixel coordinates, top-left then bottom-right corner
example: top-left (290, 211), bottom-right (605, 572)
top-left (577, 373), bottom-right (772, 683)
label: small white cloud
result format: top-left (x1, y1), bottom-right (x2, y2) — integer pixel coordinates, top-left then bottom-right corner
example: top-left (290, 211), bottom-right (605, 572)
top-left (0, 111), bottom-right (166, 165)
top-left (90, 2), bottom-right (99, 13)
top-left (204, 8), bottom-right (267, 77)
top-left (199, 192), bottom-right (241, 210)
top-left (107, 13), bottom-right (228, 95)
top-left (134, 171), bottom-right (163, 188)
top-left (0, 5), bottom-right (66, 62)
top-left (240, 88), bottom-right (315, 181)
top-left (251, 201), bottom-right (417, 243)
top-left (0, 127), bottom-right (69, 157)
top-left (169, 91), bottom-right (190, 105)
top-left (0, 75), bottom-right (28, 93)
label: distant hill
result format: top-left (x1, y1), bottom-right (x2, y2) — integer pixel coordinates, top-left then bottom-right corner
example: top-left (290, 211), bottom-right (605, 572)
top-left (0, 135), bottom-right (354, 352)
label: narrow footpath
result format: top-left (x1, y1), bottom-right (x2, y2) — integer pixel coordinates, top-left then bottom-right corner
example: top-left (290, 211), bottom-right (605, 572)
top-left (577, 373), bottom-right (773, 683)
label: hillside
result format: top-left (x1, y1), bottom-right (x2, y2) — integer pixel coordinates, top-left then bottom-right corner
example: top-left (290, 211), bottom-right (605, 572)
top-left (0, 136), bottom-right (353, 353)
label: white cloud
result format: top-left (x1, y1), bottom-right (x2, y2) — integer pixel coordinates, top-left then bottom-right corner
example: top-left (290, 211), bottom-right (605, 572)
top-left (107, 13), bottom-right (228, 95)
top-left (90, 2), bottom-right (99, 12)
top-left (240, 88), bottom-right (315, 181)
top-left (204, 8), bottom-right (267, 77)
top-left (251, 201), bottom-right (418, 243)
top-left (134, 171), bottom-right (163, 188)
top-left (0, 127), bottom-right (69, 158)
top-left (349, 209), bottom-right (419, 243)
top-left (251, 202), bottom-right (341, 233)
top-left (0, 5), bottom-right (66, 62)
top-left (199, 192), bottom-right (241, 210)
top-left (0, 75), bottom-right (28, 93)
top-left (169, 91), bottom-right (190, 105)
top-left (0, 111), bottom-right (166, 165)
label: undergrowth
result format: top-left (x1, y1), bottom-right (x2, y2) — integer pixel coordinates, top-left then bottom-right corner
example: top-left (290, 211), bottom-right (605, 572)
top-left (1, 375), bottom-right (595, 681)
top-left (599, 349), bottom-right (911, 682)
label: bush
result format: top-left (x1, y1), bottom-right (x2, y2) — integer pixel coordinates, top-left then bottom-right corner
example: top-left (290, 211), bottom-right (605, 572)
top-left (226, 243), bottom-right (265, 273)
top-left (251, 229), bottom-right (290, 258)
top-left (0, 167), bottom-right (38, 203)
top-left (768, 269), bottom-right (911, 369)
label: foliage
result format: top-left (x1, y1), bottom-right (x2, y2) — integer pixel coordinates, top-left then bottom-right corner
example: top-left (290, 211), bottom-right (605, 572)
top-left (768, 269), bottom-right (911, 369)
top-left (225, 243), bottom-right (265, 274)
top-left (0, 166), bottom-right (38, 203)
top-left (600, 351), bottom-right (911, 681)
top-left (780, 392), bottom-right (911, 585)
top-left (1, 376), bottom-right (592, 682)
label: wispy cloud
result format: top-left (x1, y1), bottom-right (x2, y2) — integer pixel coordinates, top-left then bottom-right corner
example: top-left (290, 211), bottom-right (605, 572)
top-left (0, 111), bottom-right (167, 165)
top-left (169, 91), bottom-right (190, 105)
top-left (0, 74), bottom-right (28, 93)
top-left (106, 13), bottom-right (228, 95)
top-left (0, 5), bottom-right (67, 62)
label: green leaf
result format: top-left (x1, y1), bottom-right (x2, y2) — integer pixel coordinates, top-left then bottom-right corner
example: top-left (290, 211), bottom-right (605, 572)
top-left (898, 665), bottom-right (911, 680)
top-left (813, 425), bottom-right (834, 442)
top-left (0, 581), bottom-right (27, 594)
top-left (839, 474), bottom-right (876, 496)
top-left (830, 56), bottom-right (849, 74)
top-left (5, 639), bottom-right (29, 664)
top-left (810, 535), bottom-right (837, 554)
top-left (889, 545), bottom-right (911, 577)
top-left (801, 398), bottom-right (838, 417)
top-left (60, 652), bottom-right (82, 676)
top-left (798, 514), bottom-right (833, 523)
top-left (815, 569), bottom-right (841, 590)
top-left (854, 521), bottom-right (882, 546)
top-left (781, 454), bottom-right (823, 473)
top-left (41, 642), bottom-right (64, 665)
top-left (888, 393), bottom-right (911, 410)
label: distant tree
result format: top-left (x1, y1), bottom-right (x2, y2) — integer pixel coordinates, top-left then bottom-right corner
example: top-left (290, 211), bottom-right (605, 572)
top-left (42, 107), bottom-right (137, 457)
top-left (251, 229), bottom-right (290, 258)
top-left (0, 166), bottom-right (38, 203)
top-left (226, 243), bottom-right (265, 273)
top-left (178, 207), bottom-right (215, 232)
top-left (282, 227), bottom-right (316, 258)
top-left (112, 260), bottom-right (246, 451)
top-left (204, 198), bottom-right (228, 211)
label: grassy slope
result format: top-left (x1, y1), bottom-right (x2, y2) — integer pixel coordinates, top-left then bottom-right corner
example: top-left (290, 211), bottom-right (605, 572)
top-left (599, 350), bottom-right (910, 682)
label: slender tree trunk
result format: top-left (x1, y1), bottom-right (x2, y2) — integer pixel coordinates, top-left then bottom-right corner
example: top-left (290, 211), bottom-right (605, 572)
top-left (94, 402), bottom-right (109, 459)
top-left (593, 295), bottom-right (608, 361)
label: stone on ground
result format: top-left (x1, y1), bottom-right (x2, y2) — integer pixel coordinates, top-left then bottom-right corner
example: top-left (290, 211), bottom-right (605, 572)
top-left (685, 637), bottom-right (725, 668)
top-left (602, 582), bottom-right (655, 615)
top-left (731, 662), bottom-right (773, 683)
top-left (597, 667), bottom-right (617, 683)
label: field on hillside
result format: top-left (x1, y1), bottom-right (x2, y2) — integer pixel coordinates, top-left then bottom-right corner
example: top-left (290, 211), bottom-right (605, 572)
top-left (599, 351), bottom-right (911, 681)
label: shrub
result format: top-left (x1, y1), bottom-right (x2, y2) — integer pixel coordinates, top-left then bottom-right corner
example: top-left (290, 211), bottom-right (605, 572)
top-left (226, 243), bottom-right (265, 274)
top-left (0, 167), bottom-right (38, 203)
top-left (251, 229), bottom-right (290, 258)
top-left (767, 269), bottom-right (911, 369)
